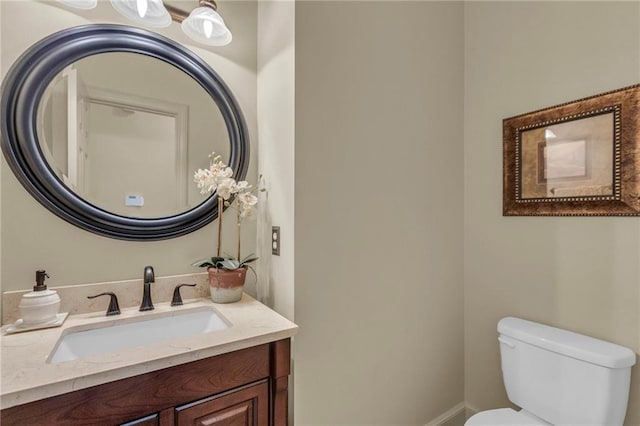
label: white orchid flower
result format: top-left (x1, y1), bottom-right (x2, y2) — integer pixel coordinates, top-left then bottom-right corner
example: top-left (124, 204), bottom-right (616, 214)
top-left (233, 181), bottom-right (252, 193)
top-left (237, 192), bottom-right (258, 207)
top-left (194, 168), bottom-right (216, 195)
top-left (216, 178), bottom-right (237, 200)
top-left (193, 154), bottom-right (262, 262)
top-left (213, 167), bottom-right (234, 184)
top-left (240, 206), bottom-right (256, 219)
top-left (208, 152), bottom-right (222, 163)
top-left (209, 162), bottom-right (224, 176)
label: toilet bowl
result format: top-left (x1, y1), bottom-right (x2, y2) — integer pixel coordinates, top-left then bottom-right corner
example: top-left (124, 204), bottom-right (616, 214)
top-left (464, 317), bottom-right (636, 426)
top-left (466, 408), bottom-right (550, 426)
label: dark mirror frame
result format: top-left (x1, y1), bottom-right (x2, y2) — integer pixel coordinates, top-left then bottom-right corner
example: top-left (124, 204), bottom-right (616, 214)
top-left (1, 24), bottom-right (249, 240)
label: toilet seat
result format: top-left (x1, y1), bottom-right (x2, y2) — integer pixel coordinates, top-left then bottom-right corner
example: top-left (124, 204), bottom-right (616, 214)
top-left (465, 408), bottom-right (550, 426)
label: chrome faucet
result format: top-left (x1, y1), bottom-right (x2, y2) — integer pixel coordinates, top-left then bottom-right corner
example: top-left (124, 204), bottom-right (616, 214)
top-left (140, 265), bottom-right (155, 311)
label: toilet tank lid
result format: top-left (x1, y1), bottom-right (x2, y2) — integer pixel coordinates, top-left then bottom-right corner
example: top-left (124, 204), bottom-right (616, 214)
top-left (498, 317), bottom-right (636, 369)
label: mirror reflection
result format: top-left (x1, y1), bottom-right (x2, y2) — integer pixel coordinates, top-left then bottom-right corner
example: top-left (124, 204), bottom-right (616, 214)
top-left (520, 113), bottom-right (614, 199)
top-left (37, 52), bottom-right (230, 218)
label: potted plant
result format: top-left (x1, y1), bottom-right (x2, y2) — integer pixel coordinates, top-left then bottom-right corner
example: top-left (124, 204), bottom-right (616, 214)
top-left (192, 153), bottom-right (260, 303)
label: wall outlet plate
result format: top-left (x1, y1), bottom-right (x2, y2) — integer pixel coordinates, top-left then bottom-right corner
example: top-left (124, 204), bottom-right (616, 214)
top-left (272, 226), bottom-right (280, 256)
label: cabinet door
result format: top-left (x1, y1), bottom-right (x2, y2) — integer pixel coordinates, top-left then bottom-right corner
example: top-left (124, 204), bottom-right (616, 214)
top-left (175, 381), bottom-right (268, 426)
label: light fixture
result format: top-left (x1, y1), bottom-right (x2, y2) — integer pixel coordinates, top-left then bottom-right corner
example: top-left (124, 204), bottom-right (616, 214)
top-left (110, 0), bottom-right (172, 28)
top-left (179, 0), bottom-right (232, 46)
top-left (57, 0), bottom-right (232, 46)
top-left (56, 0), bottom-right (97, 10)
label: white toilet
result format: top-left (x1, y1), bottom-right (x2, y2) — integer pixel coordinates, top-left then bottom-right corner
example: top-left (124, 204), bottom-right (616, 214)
top-left (465, 317), bottom-right (637, 426)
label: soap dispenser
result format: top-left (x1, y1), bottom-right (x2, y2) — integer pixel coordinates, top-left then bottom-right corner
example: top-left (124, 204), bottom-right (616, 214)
top-left (18, 270), bottom-right (61, 325)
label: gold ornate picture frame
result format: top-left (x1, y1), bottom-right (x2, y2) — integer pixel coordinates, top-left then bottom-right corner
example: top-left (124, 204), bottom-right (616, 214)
top-left (503, 84), bottom-right (640, 216)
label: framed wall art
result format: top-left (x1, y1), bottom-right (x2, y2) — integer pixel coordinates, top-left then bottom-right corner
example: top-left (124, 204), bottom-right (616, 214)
top-left (503, 84), bottom-right (640, 216)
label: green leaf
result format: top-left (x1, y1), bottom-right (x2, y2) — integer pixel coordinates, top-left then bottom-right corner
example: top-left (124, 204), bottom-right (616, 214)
top-left (210, 256), bottom-right (225, 264)
top-left (217, 259), bottom-right (241, 270)
top-left (192, 256), bottom-right (228, 269)
top-left (240, 254), bottom-right (258, 265)
top-left (191, 259), bottom-right (214, 268)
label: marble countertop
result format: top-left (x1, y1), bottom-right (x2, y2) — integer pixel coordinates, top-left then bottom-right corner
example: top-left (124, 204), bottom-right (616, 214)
top-left (0, 294), bottom-right (297, 410)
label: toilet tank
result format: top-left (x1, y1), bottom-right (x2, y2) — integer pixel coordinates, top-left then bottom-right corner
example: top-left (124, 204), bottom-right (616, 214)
top-left (498, 317), bottom-right (636, 426)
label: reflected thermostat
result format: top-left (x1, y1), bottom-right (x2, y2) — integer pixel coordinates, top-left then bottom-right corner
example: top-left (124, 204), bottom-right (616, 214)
top-left (125, 194), bottom-right (144, 207)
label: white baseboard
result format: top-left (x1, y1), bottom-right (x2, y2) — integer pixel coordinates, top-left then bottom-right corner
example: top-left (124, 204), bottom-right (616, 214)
top-left (425, 402), bottom-right (466, 426)
top-left (465, 404), bottom-right (479, 418)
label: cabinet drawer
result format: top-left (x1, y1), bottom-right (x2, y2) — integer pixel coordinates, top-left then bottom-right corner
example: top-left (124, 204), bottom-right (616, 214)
top-left (120, 413), bottom-right (159, 426)
top-left (175, 381), bottom-right (269, 426)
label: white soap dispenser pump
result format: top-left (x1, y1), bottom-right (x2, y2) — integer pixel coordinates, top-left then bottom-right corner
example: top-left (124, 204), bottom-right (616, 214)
top-left (18, 270), bottom-right (61, 325)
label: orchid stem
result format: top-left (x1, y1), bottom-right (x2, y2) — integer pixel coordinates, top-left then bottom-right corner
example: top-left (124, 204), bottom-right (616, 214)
top-left (217, 196), bottom-right (223, 257)
top-left (237, 204), bottom-right (241, 261)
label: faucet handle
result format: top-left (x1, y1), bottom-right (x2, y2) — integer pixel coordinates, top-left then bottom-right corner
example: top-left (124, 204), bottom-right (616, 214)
top-left (144, 265), bottom-right (155, 283)
top-left (171, 283), bottom-right (197, 306)
top-left (87, 292), bottom-right (121, 316)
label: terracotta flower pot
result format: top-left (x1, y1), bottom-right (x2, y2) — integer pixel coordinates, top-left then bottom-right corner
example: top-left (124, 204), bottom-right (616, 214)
top-left (207, 267), bottom-right (247, 303)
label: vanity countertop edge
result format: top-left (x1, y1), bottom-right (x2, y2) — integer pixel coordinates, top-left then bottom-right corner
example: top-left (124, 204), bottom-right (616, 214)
top-left (0, 294), bottom-right (298, 410)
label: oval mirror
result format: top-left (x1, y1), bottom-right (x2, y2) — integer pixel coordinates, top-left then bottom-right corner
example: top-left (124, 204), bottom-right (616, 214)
top-left (37, 52), bottom-right (230, 218)
top-left (1, 24), bottom-right (249, 240)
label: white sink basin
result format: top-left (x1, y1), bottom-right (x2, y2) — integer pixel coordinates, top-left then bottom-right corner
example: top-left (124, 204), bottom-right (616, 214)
top-left (48, 308), bottom-right (229, 364)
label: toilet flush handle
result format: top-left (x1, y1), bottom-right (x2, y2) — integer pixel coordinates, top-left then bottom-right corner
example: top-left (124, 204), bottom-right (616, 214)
top-left (498, 336), bottom-right (516, 349)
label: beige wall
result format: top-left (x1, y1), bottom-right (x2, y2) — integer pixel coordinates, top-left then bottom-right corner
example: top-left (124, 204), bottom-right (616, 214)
top-left (257, 0), bottom-right (295, 322)
top-left (0, 1), bottom-right (258, 293)
top-left (463, 2), bottom-right (640, 425)
top-left (256, 3), bottom-right (296, 422)
top-left (294, 2), bottom-right (464, 424)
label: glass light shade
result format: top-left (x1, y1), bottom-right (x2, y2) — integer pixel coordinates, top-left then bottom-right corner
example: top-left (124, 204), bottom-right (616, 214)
top-left (56, 0), bottom-right (97, 9)
top-left (110, 0), bottom-right (171, 28)
top-left (181, 7), bottom-right (232, 46)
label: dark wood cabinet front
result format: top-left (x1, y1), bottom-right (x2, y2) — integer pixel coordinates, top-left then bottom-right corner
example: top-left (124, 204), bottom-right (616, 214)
top-left (175, 381), bottom-right (268, 426)
top-left (121, 413), bottom-right (159, 426)
top-left (1, 339), bottom-right (290, 426)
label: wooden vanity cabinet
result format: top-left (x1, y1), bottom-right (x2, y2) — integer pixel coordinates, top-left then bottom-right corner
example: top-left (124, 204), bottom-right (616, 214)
top-left (1, 338), bottom-right (290, 426)
top-left (174, 380), bottom-right (269, 425)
